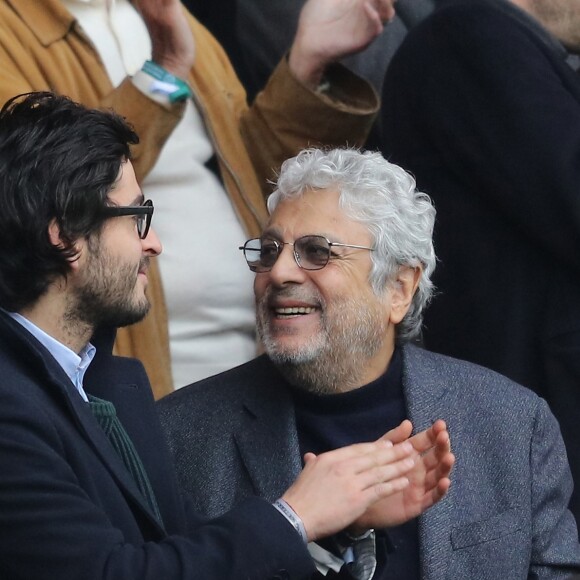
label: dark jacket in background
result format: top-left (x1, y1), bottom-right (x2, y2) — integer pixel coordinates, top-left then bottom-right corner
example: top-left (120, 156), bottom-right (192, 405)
top-left (380, 0), bottom-right (580, 521)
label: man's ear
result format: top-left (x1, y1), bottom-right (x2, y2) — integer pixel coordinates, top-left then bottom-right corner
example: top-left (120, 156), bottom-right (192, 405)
top-left (48, 219), bottom-right (62, 247)
top-left (389, 266), bottom-right (422, 325)
top-left (48, 219), bottom-right (83, 270)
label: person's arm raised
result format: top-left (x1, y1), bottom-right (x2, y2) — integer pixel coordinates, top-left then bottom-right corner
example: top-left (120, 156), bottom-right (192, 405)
top-left (288, 0), bottom-right (396, 88)
top-left (133, 0), bottom-right (195, 79)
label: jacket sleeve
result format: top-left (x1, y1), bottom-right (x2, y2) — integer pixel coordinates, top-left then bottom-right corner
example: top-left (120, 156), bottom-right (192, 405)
top-left (529, 398), bottom-right (580, 575)
top-left (101, 79), bottom-right (187, 184)
top-left (241, 57), bottom-right (380, 194)
top-left (0, 384), bottom-right (315, 580)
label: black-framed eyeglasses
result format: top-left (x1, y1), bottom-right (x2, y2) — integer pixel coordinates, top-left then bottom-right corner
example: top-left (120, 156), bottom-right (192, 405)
top-left (100, 199), bottom-right (154, 239)
top-left (239, 235), bottom-right (375, 273)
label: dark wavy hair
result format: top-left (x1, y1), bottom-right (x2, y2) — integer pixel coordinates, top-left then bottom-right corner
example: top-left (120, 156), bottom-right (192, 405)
top-left (0, 92), bottom-right (139, 311)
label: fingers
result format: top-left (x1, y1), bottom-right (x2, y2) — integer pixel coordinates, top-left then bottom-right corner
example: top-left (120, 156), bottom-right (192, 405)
top-left (364, 0), bottom-right (396, 28)
top-left (381, 419), bottom-right (413, 444)
top-left (303, 452), bottom-right (317, 465)
top-left (419, 443), bottom-right (453, 473)
top-left (285, 439), bottom-right (417, 541)
top-left (373, 474), bottom-right (411, 498)
top-left (286, 422), bottom-right (453, 540)
top-left (418, 450), bottom-right (455, 489)
top-left (420, 476), bottom-right (452, 511)
top-left (364, 447), bottom-right (416, 487)
top-left (311, 438), bottom-right (412, 478)
top-left (380, 418), bottom-right (451, 480)
top-left (404, 421), bottom-right (454, 505)
top-left (304, 439), bottom-right (418, 500)
top-left (408, 419), bottom-right (448, 453)
top-left (363, 2), bottom-right (387, 36)
top-left (305, 437), bottom-right (397, 465)
top-left (376, 0), bottom-right (397, 23)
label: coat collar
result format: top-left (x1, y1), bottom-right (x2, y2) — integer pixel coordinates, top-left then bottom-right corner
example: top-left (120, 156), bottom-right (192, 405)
top-left (0, 312), bottom-right (165, 535)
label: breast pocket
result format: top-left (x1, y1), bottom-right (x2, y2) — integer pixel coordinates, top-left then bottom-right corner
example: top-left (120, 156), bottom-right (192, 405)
top-left (447, 507), bottom-right (529, 580)
top-left (451, 506), bottom-right (524, 550)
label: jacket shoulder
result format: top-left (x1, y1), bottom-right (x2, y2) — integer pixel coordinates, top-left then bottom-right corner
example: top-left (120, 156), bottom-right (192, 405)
top-left (157, 355), bottom-right (278, 419)
top-left (403, 344), bottom-right (540, 407)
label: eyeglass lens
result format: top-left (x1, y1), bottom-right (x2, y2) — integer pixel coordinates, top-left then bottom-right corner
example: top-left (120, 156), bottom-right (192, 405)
top-left (137, 200), bottom-right (153, 239)
top-left (136, 214), bottom-right (146, 238)
top-left (243, 236), bottom-right (331, 272)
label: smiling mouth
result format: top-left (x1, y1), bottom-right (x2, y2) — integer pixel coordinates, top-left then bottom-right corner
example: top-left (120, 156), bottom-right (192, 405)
top-left (273, 306), bottom-right (317, 318)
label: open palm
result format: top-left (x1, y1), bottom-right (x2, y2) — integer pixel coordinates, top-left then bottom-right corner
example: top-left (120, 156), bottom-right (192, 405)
top-left (351, 420), bottom-right (454, 532)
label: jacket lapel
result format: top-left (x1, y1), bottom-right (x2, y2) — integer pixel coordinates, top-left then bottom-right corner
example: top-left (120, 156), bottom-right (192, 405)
top-left (234, 370), bottom-right (302, 502)
top-left (402, 345), bottom-right (455, 580)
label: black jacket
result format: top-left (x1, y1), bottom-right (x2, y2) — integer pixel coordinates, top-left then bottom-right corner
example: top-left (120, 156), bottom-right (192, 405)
top-left (380, 0), bottom-right (580, 521)
top-left (0, 312), bottom-right (312, 579)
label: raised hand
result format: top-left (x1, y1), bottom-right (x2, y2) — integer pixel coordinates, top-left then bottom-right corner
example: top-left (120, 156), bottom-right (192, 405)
top-left (289, 0), bottom-right (396, 87)
top-left (281, 438), bottom-right (416, 542)
top-left (350, 420), bottom-right (454, 533)
top-left (134, 0), bottom-right (195, 79)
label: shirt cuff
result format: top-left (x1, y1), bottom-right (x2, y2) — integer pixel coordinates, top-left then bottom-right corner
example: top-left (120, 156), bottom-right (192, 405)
top-left (272, 498), bottom-right (308, 544)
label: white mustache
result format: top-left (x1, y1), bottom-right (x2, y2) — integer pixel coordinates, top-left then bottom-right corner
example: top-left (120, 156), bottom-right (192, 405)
top-left (261, 286), bottom-right (323, 308)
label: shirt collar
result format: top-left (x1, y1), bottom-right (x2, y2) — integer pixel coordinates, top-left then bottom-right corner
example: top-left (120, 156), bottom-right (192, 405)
top-left (5, 311), bottom-right (96, 402)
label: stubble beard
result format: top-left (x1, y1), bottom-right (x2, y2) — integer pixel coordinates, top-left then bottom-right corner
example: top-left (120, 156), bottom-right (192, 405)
top-left (257, 290), bottom-right (387, 395)
top-left (66, 242), bottom-right (150, 331)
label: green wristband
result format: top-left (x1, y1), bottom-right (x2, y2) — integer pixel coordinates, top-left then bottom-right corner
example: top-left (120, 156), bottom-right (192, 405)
top-left (142, 60), bottom-right (192, 103)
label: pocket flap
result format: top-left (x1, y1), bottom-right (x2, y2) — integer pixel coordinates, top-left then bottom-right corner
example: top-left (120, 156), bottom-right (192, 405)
top-left (451, 507), bottom-right (523, 550)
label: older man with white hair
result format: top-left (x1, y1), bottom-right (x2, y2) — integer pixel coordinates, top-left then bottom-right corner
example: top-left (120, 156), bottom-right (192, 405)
top-left (159, 148), bottom-right (580, 579)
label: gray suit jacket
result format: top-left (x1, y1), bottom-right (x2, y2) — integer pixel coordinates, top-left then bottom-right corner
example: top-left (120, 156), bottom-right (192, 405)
top-left (158, 345), bottom-right (580, 578)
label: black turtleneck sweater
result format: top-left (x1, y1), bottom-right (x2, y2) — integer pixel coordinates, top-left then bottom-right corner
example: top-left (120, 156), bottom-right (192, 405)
top-left (290, 348), bottom-right (420, 580)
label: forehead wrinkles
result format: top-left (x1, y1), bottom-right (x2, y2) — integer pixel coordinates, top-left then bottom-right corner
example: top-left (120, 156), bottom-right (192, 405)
top-left (266, 190), bottom-right (349, 235)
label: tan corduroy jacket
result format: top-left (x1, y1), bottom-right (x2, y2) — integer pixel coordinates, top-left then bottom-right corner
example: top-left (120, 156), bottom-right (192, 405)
top-left (0, 0), bottom-right (378, 399)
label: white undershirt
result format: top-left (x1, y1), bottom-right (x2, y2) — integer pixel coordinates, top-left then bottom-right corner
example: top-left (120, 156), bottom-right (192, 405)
top-left (63, 0), bottom-right (257, 389)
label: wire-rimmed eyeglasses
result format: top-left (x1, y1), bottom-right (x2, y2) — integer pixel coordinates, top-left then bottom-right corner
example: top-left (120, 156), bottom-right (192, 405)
top-left (239, 235), bottom-right (375, 273)
top-left (100, 199), bottom-right (154, 239)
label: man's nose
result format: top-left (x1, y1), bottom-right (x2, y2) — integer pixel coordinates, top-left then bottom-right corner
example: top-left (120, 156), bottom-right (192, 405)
top-left (266, 243), bottom-right (307, 286)
top-left (142, 226), bottom-right (162, 256)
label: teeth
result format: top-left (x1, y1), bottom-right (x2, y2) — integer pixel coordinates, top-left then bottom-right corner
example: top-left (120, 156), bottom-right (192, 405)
top-left (275, 307), bottom-right (315, 315)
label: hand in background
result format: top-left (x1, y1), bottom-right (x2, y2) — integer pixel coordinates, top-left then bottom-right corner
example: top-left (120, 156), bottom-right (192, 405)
top-left (289, 0), bottom-right (396, 88)
top-left (134, 0), bottom-right (195, 79)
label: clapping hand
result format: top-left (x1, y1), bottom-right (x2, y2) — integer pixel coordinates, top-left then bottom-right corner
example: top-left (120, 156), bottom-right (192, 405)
top-left (349, 419), bottom-right (454, 533)
top-left (281, 436), bottom-right (417, 542)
